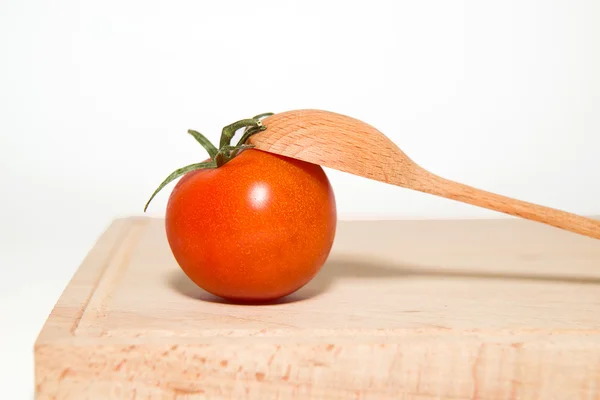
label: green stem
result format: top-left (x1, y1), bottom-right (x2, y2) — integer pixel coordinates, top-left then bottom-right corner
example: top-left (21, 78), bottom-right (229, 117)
top-left (143, 160), bottom-right (216, 212)
top-left (144, 112), bottom-right (274, 212)
top-left (236, 125), bottom-right (264, 147)
top-left (237, 112), bottom-right (273, 145)
top-left (251, 112), bottom-right (274, 120)
top-left (187, 130), bottom-right (218, 158)
top-left (215, 144), bottom-right (254, 167)
top-left (219, 119), bottom-right (262, 148)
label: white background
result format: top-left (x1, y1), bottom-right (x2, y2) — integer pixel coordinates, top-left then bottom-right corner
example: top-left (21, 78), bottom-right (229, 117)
top-left (1, 0), bottom-right (599, 397)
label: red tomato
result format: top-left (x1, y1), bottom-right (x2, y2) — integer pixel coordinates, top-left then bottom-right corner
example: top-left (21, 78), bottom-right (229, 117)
top-left (165, 148), bottom-right (337, 302)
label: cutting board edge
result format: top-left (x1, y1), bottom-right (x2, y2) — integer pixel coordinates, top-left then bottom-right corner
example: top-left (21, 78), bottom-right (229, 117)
top-left (34, 217), bottom-right (146, 344)
top-left (34, 334), bottom-right (600, 399)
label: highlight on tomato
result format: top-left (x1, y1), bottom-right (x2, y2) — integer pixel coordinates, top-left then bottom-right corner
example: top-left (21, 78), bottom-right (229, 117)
top-left (144, 113), bottom-right (337, 303)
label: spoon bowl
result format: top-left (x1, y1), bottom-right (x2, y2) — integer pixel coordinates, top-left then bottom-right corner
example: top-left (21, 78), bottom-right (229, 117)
top-left (248, 109), bottom-right (600, 240)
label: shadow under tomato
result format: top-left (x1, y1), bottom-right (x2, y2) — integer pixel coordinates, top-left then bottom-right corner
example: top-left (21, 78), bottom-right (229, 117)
top-left (165, 269), bottom-right (322, 305)
top-left (166, 254), bottom-right (600, 305)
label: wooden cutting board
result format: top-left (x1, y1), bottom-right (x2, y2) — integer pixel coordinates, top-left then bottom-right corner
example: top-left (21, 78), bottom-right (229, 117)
top-left (34, 216), bottom-right (600, 399)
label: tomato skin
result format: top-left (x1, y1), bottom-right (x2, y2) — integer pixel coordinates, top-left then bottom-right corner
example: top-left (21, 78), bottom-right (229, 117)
top-left (165, 149), bottom-right (337, 302)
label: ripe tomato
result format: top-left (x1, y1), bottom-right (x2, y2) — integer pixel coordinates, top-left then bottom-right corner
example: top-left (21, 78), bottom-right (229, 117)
top-left (165, 148), bottom-right (337, 302)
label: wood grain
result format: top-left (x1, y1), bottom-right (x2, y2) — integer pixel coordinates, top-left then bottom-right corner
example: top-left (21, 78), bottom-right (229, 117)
top-left (248, 109), bottom-right (600, 240)
top-left (34, 216), bottom-right (600, 399)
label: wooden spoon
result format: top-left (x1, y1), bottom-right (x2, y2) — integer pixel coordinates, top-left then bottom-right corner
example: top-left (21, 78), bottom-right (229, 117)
top-left (247, 109), bottom-right (600, 240)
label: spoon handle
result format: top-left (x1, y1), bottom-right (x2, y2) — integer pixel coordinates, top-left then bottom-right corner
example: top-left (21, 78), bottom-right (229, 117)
top-left (413, 171), bottom-right (600, 240)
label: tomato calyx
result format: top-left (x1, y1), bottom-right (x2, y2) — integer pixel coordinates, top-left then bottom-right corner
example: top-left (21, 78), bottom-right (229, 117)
top-left (143, 112), bottom-right (274, 212)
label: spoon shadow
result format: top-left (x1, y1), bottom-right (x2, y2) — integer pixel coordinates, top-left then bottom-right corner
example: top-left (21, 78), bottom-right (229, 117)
top-left (166, 255), bottom-right (600, 305)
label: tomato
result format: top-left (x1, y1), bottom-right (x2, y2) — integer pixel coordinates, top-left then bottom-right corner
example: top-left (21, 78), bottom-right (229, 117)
top-left (164, 148), bottom-right (337, 302)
